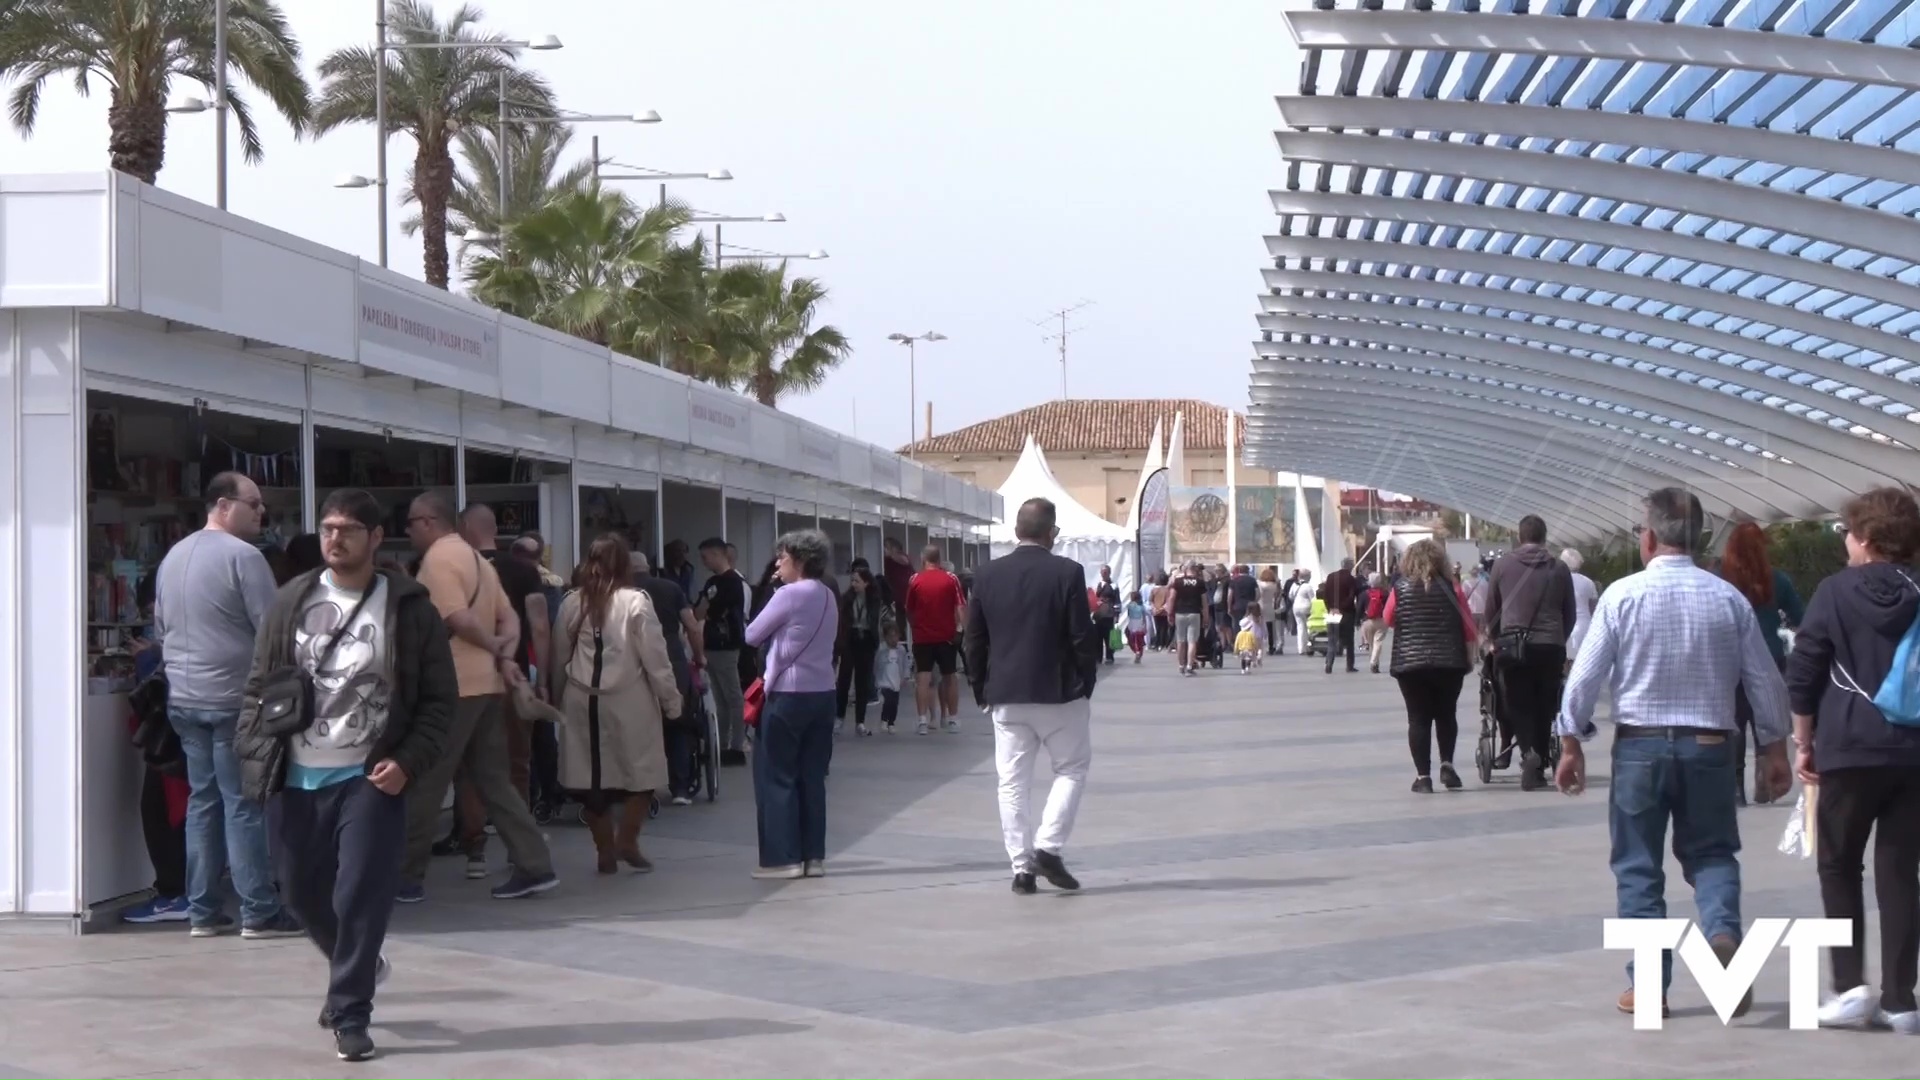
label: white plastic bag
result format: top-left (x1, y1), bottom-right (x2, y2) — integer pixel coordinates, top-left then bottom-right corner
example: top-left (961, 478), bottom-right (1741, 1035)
top-left (1778, 786), bottom-right (1815, 860)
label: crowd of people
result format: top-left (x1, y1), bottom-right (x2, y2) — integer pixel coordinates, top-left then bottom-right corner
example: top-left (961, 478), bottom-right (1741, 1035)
top-left (116, 471), bottom-right (1024, 1062)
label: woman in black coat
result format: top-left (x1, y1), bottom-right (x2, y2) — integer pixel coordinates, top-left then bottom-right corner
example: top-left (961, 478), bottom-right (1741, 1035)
top-left (834, 568), bottom-right (884, 736)
top-left (1787, 486), bottom-right (1920, 1030)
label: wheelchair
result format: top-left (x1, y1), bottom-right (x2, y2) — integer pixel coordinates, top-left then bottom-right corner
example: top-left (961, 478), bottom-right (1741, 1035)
top-left (1472, 659), bottom-right (1561, 784)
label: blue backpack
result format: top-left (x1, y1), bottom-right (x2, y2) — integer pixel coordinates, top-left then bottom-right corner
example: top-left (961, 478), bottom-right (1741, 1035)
top-left (1837, 570), bottom-right (1920, 727)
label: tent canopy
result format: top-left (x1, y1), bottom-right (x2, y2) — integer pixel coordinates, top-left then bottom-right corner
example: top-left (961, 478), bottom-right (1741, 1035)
top-left (988, 435), bottom-right (1136, 594)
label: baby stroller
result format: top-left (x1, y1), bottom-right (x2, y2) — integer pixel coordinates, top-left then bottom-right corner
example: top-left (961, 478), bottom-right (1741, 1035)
top-left (1302, 599), bottom-right (1330, 657)
top-left (1472, 661), bottom-right (1560, 784)
top-left (1194, 621), bottom-right (1226, 669)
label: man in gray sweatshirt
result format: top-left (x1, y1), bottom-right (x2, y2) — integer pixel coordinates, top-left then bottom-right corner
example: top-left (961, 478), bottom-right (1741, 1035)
top-left (154, 471), bottom-right (301, 938)
top-left (1484, 514), bottom-right (1579, 791)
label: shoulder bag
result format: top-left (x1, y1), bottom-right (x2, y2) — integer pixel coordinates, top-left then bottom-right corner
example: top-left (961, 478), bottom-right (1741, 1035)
top-left (744, 586), bottom-right (833, 728)
top-left (254, 580), bottom-right (377, 739)
top-left (1491, 564), bottom-right (1548, 667)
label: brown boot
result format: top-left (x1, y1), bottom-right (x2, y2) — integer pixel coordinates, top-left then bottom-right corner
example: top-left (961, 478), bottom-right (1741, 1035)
top-left (584, 809), bottom-right (618, 875)
top-left (616, 795), bottom-right (653, 873)
top-left (1617, 987), bottom-right (1671, 1017)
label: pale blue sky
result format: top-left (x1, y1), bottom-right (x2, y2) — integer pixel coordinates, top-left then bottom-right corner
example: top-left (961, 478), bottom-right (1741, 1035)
top-left (0, 0), bottom-right (1291, 450)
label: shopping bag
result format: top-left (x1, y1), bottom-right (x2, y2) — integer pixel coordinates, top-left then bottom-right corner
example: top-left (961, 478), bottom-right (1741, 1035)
top-left (1109, 626), bottom-right (1124, 652)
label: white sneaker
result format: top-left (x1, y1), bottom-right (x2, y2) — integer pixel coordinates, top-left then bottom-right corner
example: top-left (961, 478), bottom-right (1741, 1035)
top-left (803, 859), bottom-right (826, 878)
top-left (856, 723), bottom-right (871, 737)
top-left (752, 864), bottom-right (804, 880)
top-left (943, 717), bottom-right (960, 733)
top-left (1819, 985), bottom-right (1877, 1028)
top-left (833, 718), bottom-right (844, 734)
top-left (916, 718), bottom-right (930, 735)
top-left (671, 795), bottom-right (692, 806)
top-left (1876, 1009), bottom-right (1920, 1034)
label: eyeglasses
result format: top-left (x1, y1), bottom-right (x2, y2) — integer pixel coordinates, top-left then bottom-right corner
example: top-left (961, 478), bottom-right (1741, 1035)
top-left (224, 496), bottom-right (264, 512)
top-left (319, 523), bottom-right (369, 539)
top-left (407, 515), bottom-right (434, 528)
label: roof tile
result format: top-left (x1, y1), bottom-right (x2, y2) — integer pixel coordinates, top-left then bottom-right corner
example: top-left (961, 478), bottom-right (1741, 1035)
top-left (901, 399), bottom-right (1245, 455)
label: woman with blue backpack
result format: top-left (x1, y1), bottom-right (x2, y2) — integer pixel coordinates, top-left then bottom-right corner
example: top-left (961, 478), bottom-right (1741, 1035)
top-left (1786, 486), bottom-right (1920, 1031)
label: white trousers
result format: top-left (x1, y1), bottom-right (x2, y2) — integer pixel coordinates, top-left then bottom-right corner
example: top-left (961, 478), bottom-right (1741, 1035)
top-left (992, 699), bottom-right (1092, 873)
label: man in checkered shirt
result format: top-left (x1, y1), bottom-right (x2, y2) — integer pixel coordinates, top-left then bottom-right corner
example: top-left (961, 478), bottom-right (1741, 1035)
top-left (1555, 487), bottom-right (1792, 1020)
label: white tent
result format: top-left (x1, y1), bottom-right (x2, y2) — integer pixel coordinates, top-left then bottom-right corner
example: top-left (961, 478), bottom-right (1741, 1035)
top-left (1123, 417), bottom-right (1165, 533)
top-left (990, 435), bottom-right (1137, 596)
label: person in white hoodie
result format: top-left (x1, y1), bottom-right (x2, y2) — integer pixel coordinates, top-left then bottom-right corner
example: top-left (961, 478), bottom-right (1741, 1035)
top-left (874, 621), bottom-right (911, 734)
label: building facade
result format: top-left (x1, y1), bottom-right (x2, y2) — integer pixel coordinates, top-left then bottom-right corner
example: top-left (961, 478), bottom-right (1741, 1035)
top-left (902, 399), bottom-right (1276, 527)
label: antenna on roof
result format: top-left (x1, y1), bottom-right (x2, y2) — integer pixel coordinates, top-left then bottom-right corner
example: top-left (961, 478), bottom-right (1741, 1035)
top-left (1034, 300), bottom-right (1094, 400)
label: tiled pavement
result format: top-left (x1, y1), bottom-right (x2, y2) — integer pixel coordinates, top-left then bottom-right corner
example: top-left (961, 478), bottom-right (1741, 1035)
top-left (2, 652), bottom-right (1916, 1078)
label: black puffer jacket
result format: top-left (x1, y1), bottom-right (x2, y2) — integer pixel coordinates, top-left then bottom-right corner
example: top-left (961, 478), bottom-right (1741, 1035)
top-left (1389, 578), bottom-right (1472, 676)
top-left (235, 568), bottom-right (458, 801)
top-left (1786, 562), bottom-right (1920, 772)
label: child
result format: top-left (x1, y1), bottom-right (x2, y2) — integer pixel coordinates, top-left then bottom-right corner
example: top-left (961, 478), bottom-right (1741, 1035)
top-left (1236, 601), bottom-right (1265, 673)
top-left (875, 621), bottom-right (910, 733)
top-left (1123, 590), bottom-right (1149, 664)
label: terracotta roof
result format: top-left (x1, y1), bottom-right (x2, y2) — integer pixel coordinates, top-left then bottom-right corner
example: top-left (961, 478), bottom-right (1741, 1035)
top-left (901, 399), bottom-right (1245, 455)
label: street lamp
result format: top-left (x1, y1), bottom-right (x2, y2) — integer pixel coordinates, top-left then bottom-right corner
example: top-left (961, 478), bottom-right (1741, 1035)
top-left (887, 331), bottom-right (947, 456)
top-left (715, 245), bottom-right (828, 262)
top-left (594, 159), bottom-right (732, 206)
top-left (492, 88), bottom-right (659, 231)
top-left (370, 0), bottom-right (564, 267)
top-left (685, 211), bottom-right (786, 267)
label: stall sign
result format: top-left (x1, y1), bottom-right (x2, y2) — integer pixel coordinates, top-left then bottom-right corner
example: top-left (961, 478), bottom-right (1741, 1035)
top-left (359, 280), bottom-right (498, 376)
top-left (687, 388), bottom-right (753, 451)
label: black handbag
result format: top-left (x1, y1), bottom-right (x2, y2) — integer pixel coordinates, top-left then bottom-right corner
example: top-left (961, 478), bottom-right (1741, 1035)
top-left (254, 584), bottom-right (375, 739)
top-left (1491, 565), bottom-right (1547, 667)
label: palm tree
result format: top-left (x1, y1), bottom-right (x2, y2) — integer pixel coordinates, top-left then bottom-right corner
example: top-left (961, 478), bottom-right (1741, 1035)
top-left (466, 184), bottom-right (692, 349)
top-left (314, 0), bottom-right (554, 289)
top-left (0, 0), bottom-right (313, 184)
top-left (401, 122), bottom-right (593, 263)
top-left (717, 262), bottom-right (852, 408)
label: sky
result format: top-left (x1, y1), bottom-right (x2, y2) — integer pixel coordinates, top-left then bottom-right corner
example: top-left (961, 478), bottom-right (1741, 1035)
top-left (0, 0), bottom-right (1293, 453)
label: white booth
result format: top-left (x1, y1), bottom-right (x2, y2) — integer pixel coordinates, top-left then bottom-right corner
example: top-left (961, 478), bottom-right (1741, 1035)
top-left (0, 172), bottom-right (1002, 926)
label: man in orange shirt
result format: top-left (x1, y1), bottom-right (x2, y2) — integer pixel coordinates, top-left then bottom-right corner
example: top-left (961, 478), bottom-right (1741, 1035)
top-left (396, 491), bottom-right (557, 903)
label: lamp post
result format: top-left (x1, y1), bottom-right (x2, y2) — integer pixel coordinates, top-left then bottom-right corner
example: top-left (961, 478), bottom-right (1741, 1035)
top-left (370, 7), bottom-right (562, 267)
top-left (495, 87), bottom-right (658, 224)
top-left (887, 332), bottom-right (947, 456)
top-left (215, 0), bottom-right (227, 208)
top-left (594, 158), bottom-right (732, 207)
top-left (685, 212), bottom-right (786, 267)
top-left (715, 245), bottom-right (828, 263)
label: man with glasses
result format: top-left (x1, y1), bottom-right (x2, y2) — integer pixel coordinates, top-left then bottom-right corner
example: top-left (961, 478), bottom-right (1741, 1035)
top-left (397, 491), bottom-right (557, 903)
top-left (236, 489), bottom-right (458, 1062)
top-left (154, 470), bottom-right (303, 939)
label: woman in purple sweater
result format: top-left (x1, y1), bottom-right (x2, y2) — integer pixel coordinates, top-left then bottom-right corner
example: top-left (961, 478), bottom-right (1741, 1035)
top-left (745, 529), bottom-right (840, 879)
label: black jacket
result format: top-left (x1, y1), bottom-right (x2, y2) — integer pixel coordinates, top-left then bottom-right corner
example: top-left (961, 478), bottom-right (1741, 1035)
top-left (963, 544), bottom-right (1100, 707)
top-left (1786, 562), bottom-right (1920, 772)
top-left (1321, 568), bottom-right (1358, 614)
top-left (1388, 578), bottom-right (1471, 676)
top-left (235, 568), bottom-right (459, 801)
top-left (1486, 544), bottom-right (1578, 648)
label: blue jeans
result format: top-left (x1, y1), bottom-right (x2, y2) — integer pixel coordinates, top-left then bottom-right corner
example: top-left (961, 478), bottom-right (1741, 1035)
top-left (169, 706), bottom-right (282, 926)
top-left (1609, 729), bottom-right (1744, 991)
top-left (752, 691), bottom-right (836, 868)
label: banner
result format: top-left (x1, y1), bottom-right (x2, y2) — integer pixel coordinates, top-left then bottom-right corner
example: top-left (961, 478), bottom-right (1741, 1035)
top-left (1170, 486), bottom-right (1230, 564)
top-left (1235, 485), bottom-right (1295, 565)
top-left (1303, 485), bottom-right (1326, 559)
top-left (1137, 468), bottom-right (1170, 580)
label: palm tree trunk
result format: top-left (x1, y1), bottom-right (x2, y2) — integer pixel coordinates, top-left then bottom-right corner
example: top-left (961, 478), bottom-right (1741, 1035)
top-left (753, 368), bottom-right (777, 407)
top-left (107, 88), bottom-right (168, 185)
top-left (416, 142), bottom-right (457, 289)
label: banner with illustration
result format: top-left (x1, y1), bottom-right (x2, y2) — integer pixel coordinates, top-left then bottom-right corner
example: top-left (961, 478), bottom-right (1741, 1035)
top-left (1137, 468), bottom-right (1170, 580)
top-left (1235, 485), bottom-right (1296, 565)
top-left (1169, 486), bottom-right (1230, 564)
top-left (1303, 485), bottom-right (1326, 559)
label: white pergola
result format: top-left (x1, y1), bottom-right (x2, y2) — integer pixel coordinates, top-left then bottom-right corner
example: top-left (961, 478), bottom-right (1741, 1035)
top-left (1248, 0), bottom-right (1920, 543)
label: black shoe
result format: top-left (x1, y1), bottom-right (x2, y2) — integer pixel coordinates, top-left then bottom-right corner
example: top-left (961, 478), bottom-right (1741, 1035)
top-left (490, 870), bottom-right (559, 899)
top-left (1412, 776), bottom-right (1434, 794)
top-left (317, 1006), bottom-right (333, 1029)
top-left (430, 833), bottom-right (463, 857)
top-left (721, 749), bottom-right (748, 767)
top-left (335, 1027), bottom-right (376, 1063)
top-left (1012, 872), bottom-right (1037, 895)
top-left (1493, 744), bottom-right (1514, 770)
top-left (1520, 752), bottom-right (1544, 791)
top-left (1032, 850), bottom-right (1080, 891)
top-left (1439, 762), bottom-right (1462, 790)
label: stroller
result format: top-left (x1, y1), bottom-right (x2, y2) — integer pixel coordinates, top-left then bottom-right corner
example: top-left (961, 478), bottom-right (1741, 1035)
top-left (1301, 599), bottom-right (1330, 657)
top-left (1472, 660), bottom-right (1561, 784)
top-left (1194, 619), bottom-right (1227, 669)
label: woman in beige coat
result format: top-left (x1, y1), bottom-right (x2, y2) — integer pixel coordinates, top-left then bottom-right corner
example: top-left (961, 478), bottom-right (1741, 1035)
top-left (551, 535), bottom-right (684, 874)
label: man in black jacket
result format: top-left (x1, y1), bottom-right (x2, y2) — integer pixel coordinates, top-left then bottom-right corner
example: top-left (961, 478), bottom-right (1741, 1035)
top-left (964, 498), bottom-right (1101, 895)
top-left (236, 488), bottom-right (458, 1063)
top-left (1321, 558), bottom-right (1360, 673)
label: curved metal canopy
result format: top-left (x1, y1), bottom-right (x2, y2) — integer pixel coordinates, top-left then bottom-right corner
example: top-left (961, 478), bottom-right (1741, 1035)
top-left (1248, 0), bottom-right (1920, 538)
